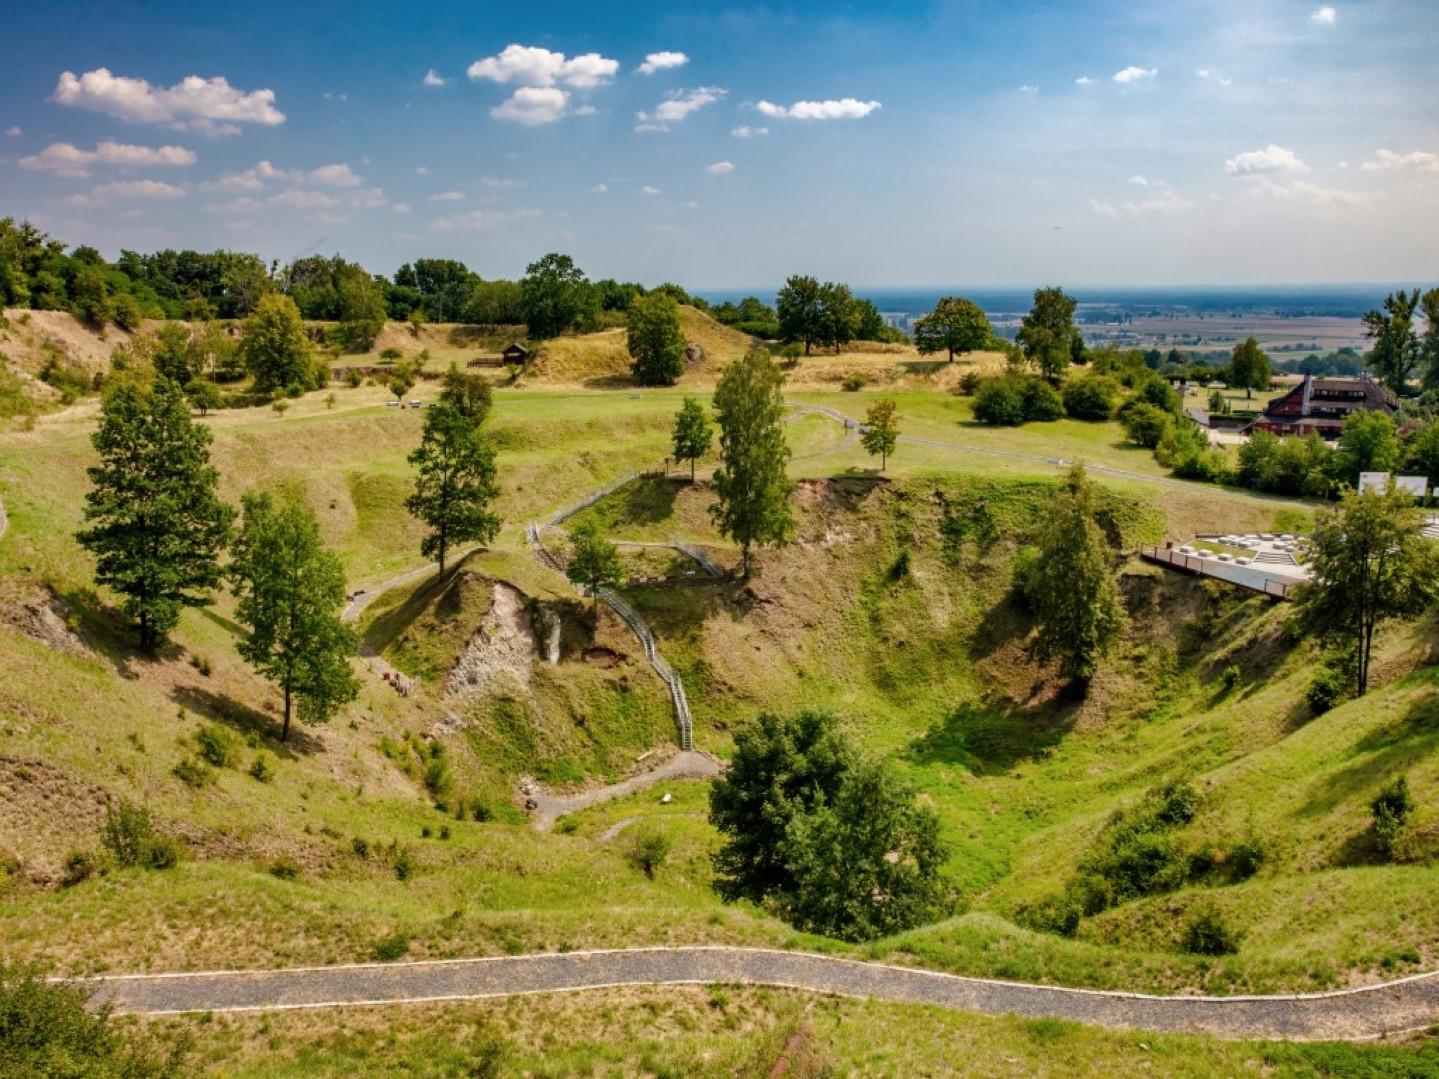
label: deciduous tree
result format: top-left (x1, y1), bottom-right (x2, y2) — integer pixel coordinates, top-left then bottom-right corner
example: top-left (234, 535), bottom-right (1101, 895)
top-left (1228, 337), bottom-right (1271, 400)
top-left (520, 253), bottom-right (596, 339)
top-left (1363, 289), bottom-right (1420, 395)
top-left (439, 363), bottom-right (493, 425)
top-left (230, 492), bottom-right (358, 741)
top-left (1016, 286), bottom-right (1078, 382)
top-left (626, 291), bottom-right (686, 385)
top-left (565, 520), bottom-right (624, 611)
top-left (818, 281), bottom-right (860, 355)
top-left (76, 378), bottom-right (233, 652)
top-left (239, 293), bottom-right (312, 395)
top-left (710, 348), bottom-right (794, 576)
top-left (861, 398), bottom-right (900, 471)
top-left (1297, 484), bottom-right (1439, 695)
top-left (405, 403), bottom-right (501, 576)
top-left (913, 297), bottom-right (991, 361)
top-left (671, 395), bottom-right (712, 480)
top-left (776, 275), bottom-right (825, 355)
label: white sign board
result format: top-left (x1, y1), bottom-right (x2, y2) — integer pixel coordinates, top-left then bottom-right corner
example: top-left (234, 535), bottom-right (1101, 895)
top-left (1358, 471), bottom-right (1390, 492)
top-left (1358, 472), bottom-right (1428, 498)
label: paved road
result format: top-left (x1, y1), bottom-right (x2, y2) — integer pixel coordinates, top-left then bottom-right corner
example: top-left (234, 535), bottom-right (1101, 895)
top-left (82, 945), bottom-right (1439, 1041)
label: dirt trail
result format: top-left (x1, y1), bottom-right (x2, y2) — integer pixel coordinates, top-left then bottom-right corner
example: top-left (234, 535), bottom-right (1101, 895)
top-left (522, 750), bottom-right (722, 831)
top-left (82, 945), bottom-right (1439, 1041)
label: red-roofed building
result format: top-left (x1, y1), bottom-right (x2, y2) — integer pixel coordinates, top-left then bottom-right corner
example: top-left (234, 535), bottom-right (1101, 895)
top-left (1249, 374), bottom-right (1397, 439)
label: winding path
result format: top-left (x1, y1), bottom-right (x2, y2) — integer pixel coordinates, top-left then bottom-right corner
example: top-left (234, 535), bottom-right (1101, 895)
top-left (523, 749), bottom-right (722, 830)
top-left (81, 945), bottom-right (1439, 1041)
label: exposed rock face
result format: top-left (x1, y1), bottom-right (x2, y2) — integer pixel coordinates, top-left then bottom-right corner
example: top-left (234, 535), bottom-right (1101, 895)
top-left (0, 591), bottom-right (92, 657)
top-left (445, 583), bottom-right (539, 699)
top-left (538, 606), bottom-right (562, 665)
top-left (684, 342), bottom-right (705, 366)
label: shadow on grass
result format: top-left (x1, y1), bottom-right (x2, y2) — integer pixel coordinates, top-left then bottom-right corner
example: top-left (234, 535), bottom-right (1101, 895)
top-left (357, 558), bottom-right (474, 656)
top-left (623, 477), bottom-right (680, 525)
top-left (55, 584), bottom-right (180, 681)
top-left (906, 701), bottom-right (1075, 776)
top-left (170, 684), bottom-right (320, 757)
top-left (581, 374), bottom-right (638, 391)
top-left (198, 607), bottom-right (246, 638)
top-left (1296, 687), bottom-right (1439, 819)
top-left (898, 359), bottom-right (948, 377)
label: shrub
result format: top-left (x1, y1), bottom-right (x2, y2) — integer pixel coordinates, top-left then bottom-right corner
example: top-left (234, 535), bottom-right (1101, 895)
top-left (1182, 906), bottom-right (1239, 955)
top-left (372, 933), bottom-right (410, 962)
top-left (627, 828), bottom-right (672, 879)
top-left (1020, 893), bottom-right (1081, 937)
top-left (1155, 781), bottom-right (1200, 826)
top-left (269, 859), bottom-right (300, 881)
top-left (1021, 378), bottom-right (1064, 421)
top-left (1062, 375), bottom-right (1119, 421)
top-left (344, 367), bottom-right (363, 388)
top-left (196, 724), bottom-right (239, 769)
top-left (1220, 665), bottom-right (1241, 693)
top-left (1307, 663), bottom-right (1349, 715)
top-left (841, 376), bottom-right (864, 392)
top-left (140, 835), bottom-right (182, 870)
top-left (351, 837), bottom-right (370, 859)
top-left (380, 347), bottom-right (404, 363)
top-left (248, 753), bottom-right (274, 783)
top-left (100, 801), bottom-right (153, 868)
top-left (61, 849), bottom-right (96, 887)
top-left (973, 378), bottom-right (1026, 425)
top-left (172, 756), bottom-right (215, 789)
top-left (1371, 777), bottom-right (1414, 857)
top-left (958, 369), bottom-right (983, 396)
top-left (1228, 835), bottom-right (1267, 880)
top-left (389, 842), bottom-right (415, 881)
top-left (1117, 401), bottom-right (1171, 449)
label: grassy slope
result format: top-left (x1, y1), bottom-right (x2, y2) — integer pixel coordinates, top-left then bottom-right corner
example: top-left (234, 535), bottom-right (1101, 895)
top-left (2, 373), bottom-right (1438, 1069)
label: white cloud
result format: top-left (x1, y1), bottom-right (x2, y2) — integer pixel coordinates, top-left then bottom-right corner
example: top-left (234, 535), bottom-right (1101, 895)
top-left (637, 51), bottom-right (688, 76)
top-left (205, 195), bottom-right (264, 214)
top-left (480, 177), bottom-right (521, 190)
top-left (1112, 66), bottom-right (1158, 84)
top-left (429, 190), bottom-right (465, 202)
top-left (1311, 6), bottom-right (1337, 25)
top-left (93, 179), bottom-right (186, 200)
top-left (1196, 68), bottom-right (1233, 87)
top-left (269, 187), bottom-right (337, 209)
top-left (640, 185), bottom-right (661, 195)
top-left (1225, 144), bottom-right (1310, 175)
top-left (731, 125), bottom-right (768, 139)
top-left (1074, 76), bottom-right (1095, 86)
top-left (1018, 84), bottom-right (1038, 95)
top-left (467, 44), bottom-right (618, 89)
top-left (416, 165), bottom-right (430, 176)
top-left (492, 86), bottom-right (570, 125)
top-left (1090, 189), bottom-right (1192, 218)
top-left (429, 208), bottom-right (541, 232)
top-left (1243, 176), bottom-right (1363, 208)
top-left (392, 202), bottom-right (412, 214)
top-left (1089, 198), bottom-right (1119, 218)
top-left (591, 183), bottom-right (608, 193)
top-left (705, 160), bottom-right (735, 174)
top-left (1128, 175), bottom-right (1150, 186)
top-left (1361, 148), bottom-right (1439, 173)
top-left (20, 139), bottom-right (196, 177)
top-left (754, 97), bottom-right (881, 120)
top-left (4, 126), bottom-right (21, 137)
top-left (307, 162), bottom-right (363, 187)
top-left (573, 104), bottom-right (598, 116)
top-left (52, 68), bottom-right (284, 131)
top-left (636, 86), bottom-right (725, 129)
top-left (423, 69), bottom-right (446, 88)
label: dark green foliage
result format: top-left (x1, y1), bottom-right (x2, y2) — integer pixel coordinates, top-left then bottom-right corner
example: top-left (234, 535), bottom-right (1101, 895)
top-left (913, 296), bottom-right (991, 361)
top-left (861, 399), bottom-right (900, 470)
top-left (1307, 661), bottom-right (1351, 715)
top-left (248, 753), bottom-right (274, 783)
top-left (230, 492), bottom-right (358, 741)
top-left (100, 801), bottom-right (181, 870)
top-left (776, 275), bottom-right (825, 354)
top-left (1334, 410), bottom-right (1400, 487)
top-left (76, 378), bottom-right (233, 651)
top-left (372, 933), bottom-right (410, 961)
top-left (627, 291), bottom-right (686, 385)
top-left (1220, 665), bottom-right (1241, 692)
top-left (671, 396), bottom-right (713, 480)
top-left (269, 858), bottom-right (300, 880)
top-left (1229, 836), bottom-right (1267, 881)
top-left (1183, 906), bottom-right (1240, 955)
top-left (1156, 420), bottom-right (1228, 482)
top-left (71, 264), bottom-right (112, 328)
top-left (438, 364), bottom-right (493, 425)
top-left (972, 378), bottom-right (1026, 425)
top-left (1235, 429), bottom-right (1334, 497)
top-left (710, 348), bottom-right (794, 576)
top-left (61, 850), bottom-right (96, 888)
top-left (841, 376), bottom-right (863, 392)
top-left (626, 828), bottom-right (672, 879)
top-left (1016, 286), bottom-right (1078, 381)
top-left (1227, 337), bottom-right (1271, 399)
top-left (1371, 777), bottom-right (1414, 857)
top-left (195, 724), bottom-right (239, 768)
top-left (565, 520), bottom-right (624, 607)
top-left (335, 274), bottom-right (387, 352)
top-left (38, 355), bottom-right (91, 404)
top-left (0, 961), bottom-right (189, 1077)
top-left (818, 281), bottom-right (860, 354)
top-left (520, 253), bottom-right (596, 339)
top-left (937, 492), bottom-right (998, 562)
top-left (239, 293), bottom-right (314, 394)
top-left (183, 378), bottom-right (222, 417)
top-left (1363, 289), bottom-right (1421, 394)
top-left (172, 756), bottom-right (215, 788)
top-left (1021, 378), bottom-right (1064, 421)
top-left (1062, 375), bottom-right (1119, 420)
top-left (406, 403), bottom-right (502, 576)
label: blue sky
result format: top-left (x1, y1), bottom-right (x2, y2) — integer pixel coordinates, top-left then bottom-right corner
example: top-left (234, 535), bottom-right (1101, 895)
top-left (2, 0), bottom-right (1436, 286)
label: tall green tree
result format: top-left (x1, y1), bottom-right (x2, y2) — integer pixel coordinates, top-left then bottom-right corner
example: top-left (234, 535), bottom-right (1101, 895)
top-left (626, 291), bottom-right (687, 385)
top-left (671, 395), bottom-right (713, 480)
top-left (913, 296), bottom-right (992, 361)
top-left (818, 281), bottom-right (860, 355)
top-left (439, 362), bottom-right (493, 425)
top-left (239, 293), bottom-right (312, 394)
top-left (1228, 337), bottom-right (1271, 400)
top-left (1016, 286), bottom-right (1078, 382)
top-left (1334, 410), bottom-right (1400, 487)
top-left (71, 264), bottom-right (111, 328)
top-left (710, 348), bottom-right (795, 576)
top-left (1402, 418), bottom-right (1439, 494)
top-left (1363, 289), bottom-right (1420, 395)
top-left (776, 275), bottom-right (825, 355)
top-left (229, 492), bottom-right (358, 741)
top-left (76, 379), bottom-right (233, 652)
top-left (709, 710), bottom-right (855, 904)
top-left (405, 403), bottom-right (502, 576)
top-left (565, 520), bottom-right (624, 612)
top-left (1420, 288), bottom-right (1439, 391)
top-left (519, 253), bottom-right (596, 339)
top-left (1297, 484), bottom-right (1439, 696)
top-left (1020, 464), bottom-right (1126, 686)
top-left (336, 274), bottom-right (387, 352)
top-left (861, 398), bottom-right (900, 471)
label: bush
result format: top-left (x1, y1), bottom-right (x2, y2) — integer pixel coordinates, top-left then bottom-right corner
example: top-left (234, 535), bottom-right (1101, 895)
top-left (1372, 777), bottom-right (1414, 857)
top-left (1228, 835), bottom-right (1267, 881)
top-left (973, 378), bottom-right (1026, 425)
top-left (196, 724), bottom-right (239, 769)
top-left (1021, 378), bottom-right (1064, 421)
top-left (1155, 781), bottom-right (1200, 826)
top-left (249, 753), bottom-right (274, 783)
top-left (372, 933), bottom-right (410, 962)
top-left (389, 842), bottom-right (415, 881)
top-left (1062, 375), bottom-right (1119, 421)
top-left (1182, 906), bottom-right (1240, 955)
top-left (1220, 665), bottom-right (1241, 692)
top-left (626, 828), bottom-right (672, 879)
top-left (269, 858), bottom-right (300, 880)
top-left (841, 376), bottom-right (864, 392)
top-left (1020, 892), bottom-right (1081, 937)
top-left (141, 835), bottom-right (182, 870)
top-left (171, 756), bottom-right (215, 788)
top-left (61, 849), bottom-right (96, 887)
top-left (0, 961), bottom-right (189, 1076)
top-left (1307, 663), bottom-right (1349, 715)
top-left (351, 837), bottom-right (370, 859)
top-left (958, 369), bottom-right (983, 396)
top-left (1117, 400), bottom-right (1171, 449)
top-left (100, 801), bottom-right (153, 868)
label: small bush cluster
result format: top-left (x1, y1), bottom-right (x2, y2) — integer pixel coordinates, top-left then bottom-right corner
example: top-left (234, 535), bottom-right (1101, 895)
top-left (381, 733), bottom-right (455, 810)
top-left (973, 376), bottom-right (1063, 426)
top-left (372, 933), bottom-right (410, 961)
top-left (100, 801), bottom-right (182, 871)
top-left (196, 723), bottom-right (240, 768)
top-left (1183, 906), bottom-right (1240, 955)
top-left (1307, 658), bottom-right (1351, 716)
top-left (626, 828), bottom-right (672, 879)
top-left (1371, 777), bottom-right (1414, 858)
top-left (171, 756), bottom-right (214, 788)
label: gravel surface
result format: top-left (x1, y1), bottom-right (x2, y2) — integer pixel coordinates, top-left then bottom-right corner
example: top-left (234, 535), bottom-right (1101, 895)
top-left (82, 946), bottom-right (1439, 1040)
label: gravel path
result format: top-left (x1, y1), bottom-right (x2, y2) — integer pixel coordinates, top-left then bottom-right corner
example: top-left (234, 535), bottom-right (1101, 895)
top-left (81, 945), bottom-right (1439, 1040)
top-left (524, 750), bottom-right (722, 831)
